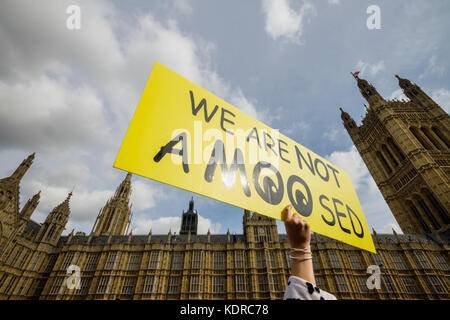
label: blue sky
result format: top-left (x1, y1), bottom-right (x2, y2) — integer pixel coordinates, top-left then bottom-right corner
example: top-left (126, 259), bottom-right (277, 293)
top-left (0, 0), bottom-right (449, 236)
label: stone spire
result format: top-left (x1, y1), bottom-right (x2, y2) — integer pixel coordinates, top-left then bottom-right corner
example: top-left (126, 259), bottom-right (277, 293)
top-left (352, 72), bottom-right (383, 106)
top-left (180, 197), bottom-right (198, 235)
top-left (11, 153), bottom-right (35, 181)
top-left (36, 192), bottom-right (72, 244)
top-left (395, 74), bottom-right (413, 90)
top-left (20, 190), bottom-right (41, 221)
top-left (92, 172), bottom-right (133, 236)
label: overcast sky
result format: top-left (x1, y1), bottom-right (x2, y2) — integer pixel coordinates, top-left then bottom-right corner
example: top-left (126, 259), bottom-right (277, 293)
top-left (0, 0), bottom-right (449, 236)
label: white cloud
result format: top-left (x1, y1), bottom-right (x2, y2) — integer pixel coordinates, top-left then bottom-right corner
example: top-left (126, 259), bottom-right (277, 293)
top-left (356, 60), bottom-right (385, 77)
top-left (0, 0), bottom-right (268, 235)
top-left (0, 75), bottom-right (110, 155)
top-left (131, 213), bottom-right (221, 235)
top-left (431, 88), bottom-right (450, 113)
top-left (326, 146), bottom-right (403, 234)
top-left (173, 0), bottom-right (193, 15)
top-left (389, 89), bottom-right (410, 102)
top-left (262, 0), bottom-right (316, 44)
top-left (284, 121), bottom-right (310, 136)
top-left (130, 179), bottom-right (167, 212)
top-left (426, 55), bottom-right (445, 77)
top-left (377, 223), bottom-right (402, 234)
top-left (326, 145), bottom-right (371, 191)
top-left (322, 127), bottom-right (343, 142)
top-left (328, 0), bottom-right (341, 4)
top-left (21, 170), bottom-right (114, 223)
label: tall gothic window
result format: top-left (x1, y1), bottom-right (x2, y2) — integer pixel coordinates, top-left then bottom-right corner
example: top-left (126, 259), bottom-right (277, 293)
top-left (431, 126), bottom-right (450, 149)
top-left (192, 251), bottom-right (202, 269)
top-left (167, 276), bottom-right (180, 294)
top-left (433, 253), bottom-right (450, 271)
top-left (143, 276), bottom-right (157, 293)
top-left (425, 276), bottom-right (445, 294)
top-left (348, 254), bottom-right (363, 270)
top-left (412, 251), bottom-right (431, 269)
top-left (415, 196), bottom-right (440, 230)
top-left (128, 254), bottom-right (142, 271)
top-left (148, 252), bottom-right (160, 269)
top-left (421, 127), bottom-right (442, 150)
top-left (410, 127), bottom-right (432, 150)
top-left (370, 252), bottom-right (384, 266)
top-left (327, 251), bottom-right (341, 269)
top-left (61, 252), bottom-right (76, 270)
top-left (17, 278), bottom-right (29, 296)
top-left (382, 275), bottom-right (396, 293)
top-left (105, 252), bottom-right (120, 270)
top-left (376, 151), bottom-right (392, 175)
top-left (258, 275), bottom-right (269, 292)
top-left (121, 277), bottom-right (137, 294)
top-left (382, 144), bottom-right (398, 167)
top-left (387, 137), bottom-right (405, 160)
top-left (9, 247), bottom-right (23, 267)
top-left (406, 200), bottom-right (431, 233)
top-left (85, 254), bottom-right (100, 272)
top-left (49, 277), bottom-right (64, 295)
top-left (391, 253), bottom-right (406, 270)
top-left (190, 276), bottom-right (201, 293)
top-left (423, 189), bottom-right (450, 224)
top-left (213, 276), bottom-right (225, 293)
top-left (29, 253), bottom-right (40, 271)
top-left (402, 277), bottom-right (420, 294)
top-left (235, 275), bottom-right (246, 292)
top-left (334, 275), bottom-right (349, 292)
top-left (44, 254), bottom-right (58, 273)
top-left (97, 276), bottom-right (112, 294)
top-left (270, 275), bottom-right (280, 291)
top-left (235, 251), bottom-right (245, 269)
top-left (170, 253), bottom-right (183, 270)
top-left (256, 251), bottom-right (266, 269)
top-left (213, 252), bottom-right (225, 270)
top-left (77, 278), bottom-right (92, 295)
top-left (357, 276), bottom-right (369, 293)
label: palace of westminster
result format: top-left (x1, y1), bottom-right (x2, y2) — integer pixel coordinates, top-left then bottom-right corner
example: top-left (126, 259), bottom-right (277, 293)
top-left (0, 74), bottom-right (449, 300)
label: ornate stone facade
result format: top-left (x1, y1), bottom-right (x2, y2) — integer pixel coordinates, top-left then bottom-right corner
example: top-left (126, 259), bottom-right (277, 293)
top-left (0, 75), bottom-right (449, 300)
top-left (340, 74), bottom-right (449, 235)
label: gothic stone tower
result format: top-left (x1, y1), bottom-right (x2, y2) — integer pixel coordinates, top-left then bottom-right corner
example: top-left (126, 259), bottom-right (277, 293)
top-left (243, 210), bottom-right (278, 243)
top-left (0, 154), bottom-right (40, 258)
top-left (91, 173), bottom-right (133, 236)
top-left (180, 197), bottom-right (198, 235)
top-left (340, 74), bottom-right (450, 235)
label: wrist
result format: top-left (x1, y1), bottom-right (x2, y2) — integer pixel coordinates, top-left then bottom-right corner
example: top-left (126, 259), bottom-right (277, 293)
top-left (290, 243), bottom-right (310, 250)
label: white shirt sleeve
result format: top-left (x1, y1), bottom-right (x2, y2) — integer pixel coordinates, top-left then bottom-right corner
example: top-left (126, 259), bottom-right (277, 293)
top-left (283, 276), bottom-right (337, 300)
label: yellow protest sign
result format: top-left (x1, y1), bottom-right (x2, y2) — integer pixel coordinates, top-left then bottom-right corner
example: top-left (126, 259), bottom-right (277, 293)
top-left (114, 62), bottom-right (376, 253)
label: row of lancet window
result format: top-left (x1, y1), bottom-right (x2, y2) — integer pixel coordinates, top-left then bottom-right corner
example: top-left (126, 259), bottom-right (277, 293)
top-left (376, 138), bottom-right (406, 176)
top-left (409, 126), bottom-right (450, 151)
top-left (405, 189), bottom-right (449, 233)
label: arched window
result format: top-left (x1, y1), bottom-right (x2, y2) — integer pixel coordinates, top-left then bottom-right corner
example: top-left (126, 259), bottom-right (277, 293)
top-left (387, 137), bottom-right (406, 161)
top-left (409, 127), bottom-right (432, 150)
top-left (46, 226), bottom-right (55, 240)
top-left (376, 151), bottom-right (392, 175)
top-left (382, 144), bottom-right (399, 167)
top-left (422, 189), bottom-right (450, 225)
top-left (421, 127), bottom-right (442, 150)
top-left (406, 200), bottom-right (430, 233)
top-left (431, 127), bottom-right (450, 149)
top-left (414, 195), bottom-right (440, 230)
